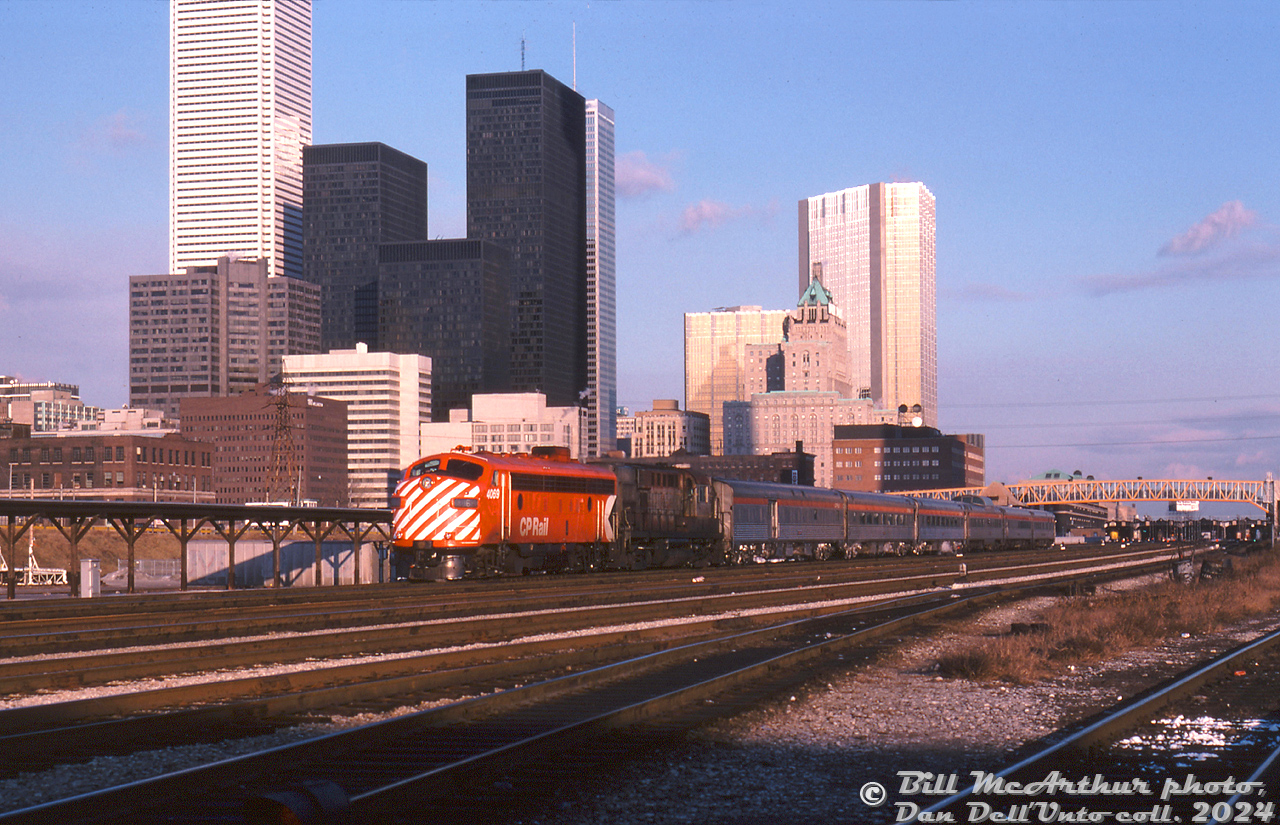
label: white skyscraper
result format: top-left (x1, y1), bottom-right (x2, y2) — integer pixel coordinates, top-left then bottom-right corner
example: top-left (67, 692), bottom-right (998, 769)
top-left (585, 99), bottom-right (617, 457)
top-left (799, 182), bottom-right (936, 426)
top-left (283, 344), bottom-right (432, 509)
top-left (170, 0), bottom-right (312, 278)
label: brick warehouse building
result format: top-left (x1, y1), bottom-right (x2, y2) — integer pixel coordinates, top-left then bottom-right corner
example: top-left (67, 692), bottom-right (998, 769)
top-left (180, 385), bottom-right (348, 506)
top-left (2, 431), bottom-right (214, 502)
top-left (831, 424), bottom-right (984, 493)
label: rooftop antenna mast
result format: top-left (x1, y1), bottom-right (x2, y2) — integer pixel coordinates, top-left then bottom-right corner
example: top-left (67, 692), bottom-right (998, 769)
top-left (521, 32), bottom-right (526, 71)
top-left (573, 22), bottom-right (576, 90)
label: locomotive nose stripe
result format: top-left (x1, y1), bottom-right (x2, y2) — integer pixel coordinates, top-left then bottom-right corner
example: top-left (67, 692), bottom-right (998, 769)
top-left (395, 478), bottom-right (465, 532)
top-left (396, 480), bottom-right (482, 540)
top-left (417, 491), bottom-right (482, 540)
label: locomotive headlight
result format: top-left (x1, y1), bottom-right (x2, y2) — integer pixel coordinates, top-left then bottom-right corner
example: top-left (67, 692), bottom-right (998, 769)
top-left (452, 497), bottom-right (479, 509)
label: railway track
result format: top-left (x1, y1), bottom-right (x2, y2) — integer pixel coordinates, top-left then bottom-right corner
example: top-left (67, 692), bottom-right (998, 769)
top-left (0, 584), bottom-right (1029, 824)
top-left (0, 545), bottom-right (1202, 823)
top-left (903, 624), bottom-right (1280, 825)
top-left (0, 543), bottom-right (1180, 657)
top-left (0, 546), bottom-right (1180, 707)
top-left (0, 549), bottom-right (1190, 825)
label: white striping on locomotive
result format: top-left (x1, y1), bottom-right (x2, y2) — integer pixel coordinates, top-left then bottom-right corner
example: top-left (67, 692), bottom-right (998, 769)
top-left (395, 477), bottom-right (483, 544)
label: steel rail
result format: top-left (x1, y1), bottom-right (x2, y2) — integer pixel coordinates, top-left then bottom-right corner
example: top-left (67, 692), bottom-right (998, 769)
top-left (910, 623), bottom-right (1280, 823)
top-left (0, 565), bottom-right (970, 661)
top-left (0, 587), bottom-right (962, 772)
top-left (0, 544), bottom-right (1178, 659)
top-left (0, 545), bottom-right (1179, 698)
top-left (0, 560), bottom-right (1178, 824)
top-left (0, 586), bottom-right (949, 736)
top-left (0, 588), bottom-right (1000, 825)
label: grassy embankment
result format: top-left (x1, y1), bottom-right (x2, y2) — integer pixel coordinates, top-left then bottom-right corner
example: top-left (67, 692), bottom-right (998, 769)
top-left (937, 549), bottom-right (1280, 684)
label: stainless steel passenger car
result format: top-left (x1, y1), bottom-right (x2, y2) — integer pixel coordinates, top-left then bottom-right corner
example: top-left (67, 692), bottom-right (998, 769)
top-left (712, 479), bottom-right (1055, 560)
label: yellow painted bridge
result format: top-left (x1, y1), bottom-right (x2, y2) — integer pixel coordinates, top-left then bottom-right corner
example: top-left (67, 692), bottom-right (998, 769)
top-left (910, 476), bottom-right (1278, 513)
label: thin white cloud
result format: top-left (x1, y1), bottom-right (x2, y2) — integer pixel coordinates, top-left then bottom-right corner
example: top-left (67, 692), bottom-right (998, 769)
top-left (616, 151), bottom-right (676, 198)
top-left (69, 109), bottom-right (149, 169)
top-left (680, 199), bottom-right (739, 233)
top-left (1159, 201), bottom-right (1257, 256)
top-left (1080, 239), bottom-right (1280, 295)
top-left (677, 198), bottom-right (777, 235)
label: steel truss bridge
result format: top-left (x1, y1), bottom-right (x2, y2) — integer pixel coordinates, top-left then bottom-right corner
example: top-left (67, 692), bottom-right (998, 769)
top-left (910, 476), bottom-right (1279, 514)
top-left (0, 499), bottom-right (392, 600)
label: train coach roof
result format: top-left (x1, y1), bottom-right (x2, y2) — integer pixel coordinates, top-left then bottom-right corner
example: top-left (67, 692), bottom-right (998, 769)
top-left (712, 478), bottom-right (845, 503)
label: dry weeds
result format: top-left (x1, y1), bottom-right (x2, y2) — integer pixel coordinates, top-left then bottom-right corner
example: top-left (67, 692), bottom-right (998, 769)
top-left (937, 549), bottom-right (1280, 684)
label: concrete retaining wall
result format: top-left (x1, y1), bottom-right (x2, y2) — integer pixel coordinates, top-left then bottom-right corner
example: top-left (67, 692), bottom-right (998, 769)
top-left (187, 539), bottom-right (386, 587)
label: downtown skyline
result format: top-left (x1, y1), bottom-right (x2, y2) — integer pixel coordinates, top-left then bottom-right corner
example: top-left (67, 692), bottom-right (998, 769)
top-left (1, 1), bottom-right (1278, 502)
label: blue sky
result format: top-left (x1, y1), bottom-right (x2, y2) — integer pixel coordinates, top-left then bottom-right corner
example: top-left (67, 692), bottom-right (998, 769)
top-left (1, 1), bottom-right (1278, 506)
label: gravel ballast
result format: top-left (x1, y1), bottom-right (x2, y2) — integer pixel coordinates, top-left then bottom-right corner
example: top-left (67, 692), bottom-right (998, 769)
top-left (3, 573), bottom-right (1278, 823)
top-left (493, 586), bottom-right (1280, 825)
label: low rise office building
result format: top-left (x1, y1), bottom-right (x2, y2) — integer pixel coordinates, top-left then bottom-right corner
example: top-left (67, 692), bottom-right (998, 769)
top-left (2, 430), bottom-right (214, 502)
top-left (180, 385), bottom-right (348, 506)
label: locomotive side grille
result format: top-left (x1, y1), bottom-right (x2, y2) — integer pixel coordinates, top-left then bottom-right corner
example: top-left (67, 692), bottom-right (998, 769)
top-left (395, 477), bottom-right (483, 544)
top-left (510, 472), bottom-right (615, 496)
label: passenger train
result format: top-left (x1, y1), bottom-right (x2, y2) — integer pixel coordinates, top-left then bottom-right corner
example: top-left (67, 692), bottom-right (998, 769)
top-left (392, 447), bottom-right (1056, 581)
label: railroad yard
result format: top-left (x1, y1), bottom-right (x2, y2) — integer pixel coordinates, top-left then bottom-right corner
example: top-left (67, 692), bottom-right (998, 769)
top-left (1, 543), bottom-right (1278, 824)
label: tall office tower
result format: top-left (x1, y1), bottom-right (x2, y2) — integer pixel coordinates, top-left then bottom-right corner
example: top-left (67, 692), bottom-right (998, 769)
top-left (267, 275), bottom-right (322, 372)
top-left (377, 240), bottom-right (513, 421)
top-left (302, 143), bottom-right (429, 350)
top-left (283, 344), bottom-right (432, 508)
top-left (798, 182), bottom-right (937, 426)
top-left (129, 256), bottom-right (319, 416)
top-left (584, 100), bottom-right (617, 458)
top-left (466, 70), bottom-right (587, 410)
top-left (170, 0), bottom-right (312, 278)
top-left (684, 306), bottom-right (789, 453)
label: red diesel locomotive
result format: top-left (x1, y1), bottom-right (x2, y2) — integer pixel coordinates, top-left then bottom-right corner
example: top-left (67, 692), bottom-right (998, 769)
top-left (393, 446), bottom-right (616, 580)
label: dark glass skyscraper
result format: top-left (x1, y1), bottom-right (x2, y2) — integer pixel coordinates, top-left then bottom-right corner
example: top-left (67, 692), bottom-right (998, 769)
top-left (466, 70), bottom-right (587, 410)
top-left (303, 142), bottom-right (429, 351)
top-left (378, 240), bottom-right (513, 421)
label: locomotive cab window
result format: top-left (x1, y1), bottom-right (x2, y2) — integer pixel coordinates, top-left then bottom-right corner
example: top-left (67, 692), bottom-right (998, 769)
top-left (408, 459), bottom-right (440, 478)
top-left (442, 459), bottom-right (485, 481)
